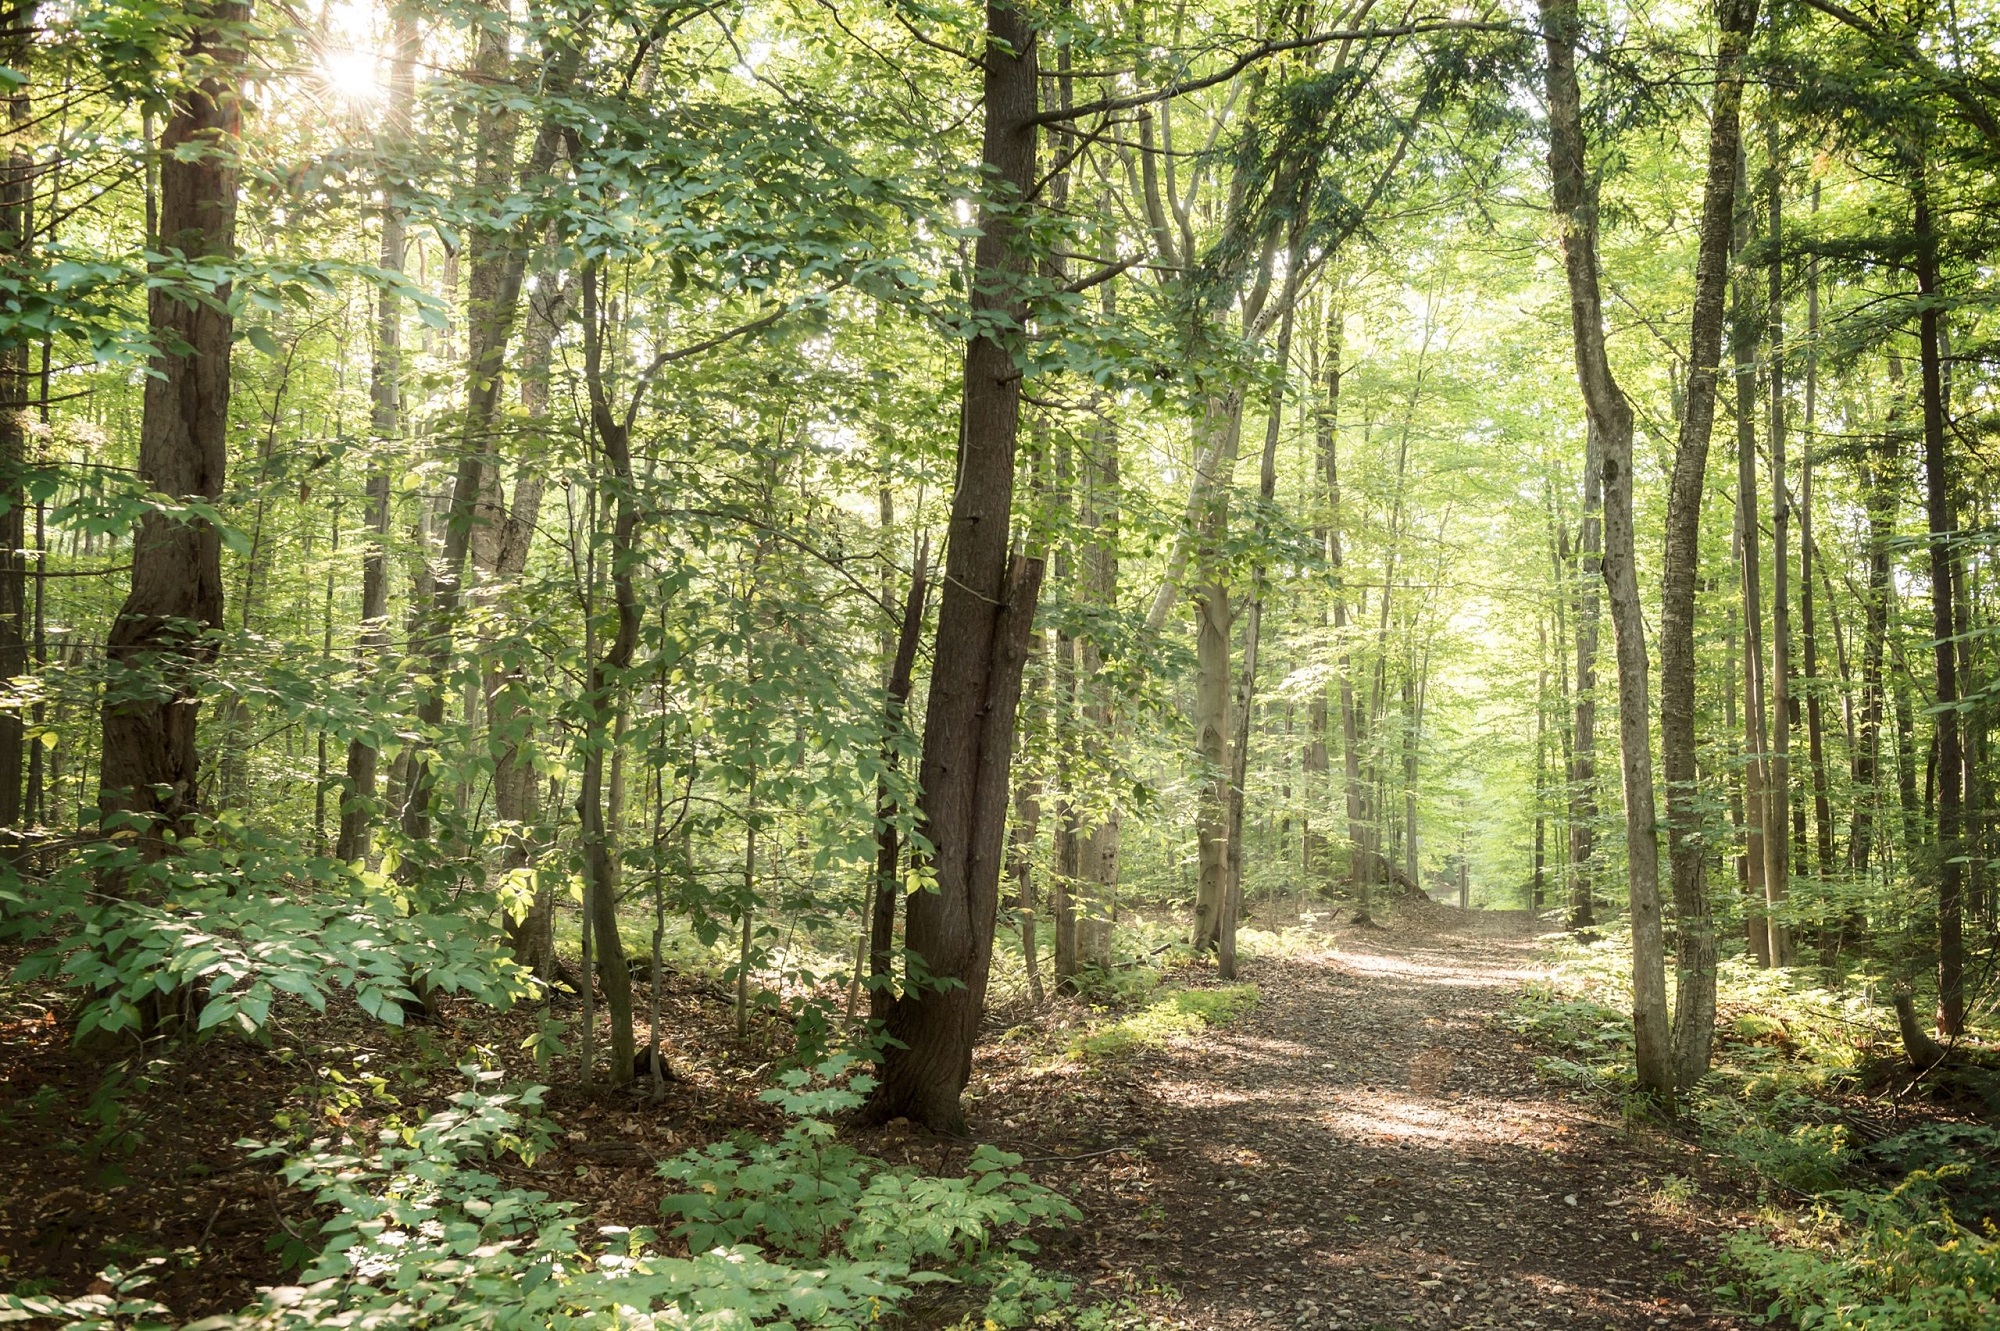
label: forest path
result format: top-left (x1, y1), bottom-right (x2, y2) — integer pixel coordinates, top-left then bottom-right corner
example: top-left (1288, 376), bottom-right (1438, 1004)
top-left (986, 903), bottom-right (1748, 1330)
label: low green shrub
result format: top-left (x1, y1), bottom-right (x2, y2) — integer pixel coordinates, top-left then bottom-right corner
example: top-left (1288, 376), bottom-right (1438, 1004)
top-left (1726, 1174), bottom-right (2000, 1331)
top-left (1069, 984), bottom-right (1257, 1060)
top-left (2, 1059), bottom-right (1080, 1330)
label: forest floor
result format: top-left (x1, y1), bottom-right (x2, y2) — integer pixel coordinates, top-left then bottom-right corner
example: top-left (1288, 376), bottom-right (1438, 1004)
top-left (0, 898), bottom-right (1766, 1328)
top-left (973, 898), bottom-right (1758, 1330)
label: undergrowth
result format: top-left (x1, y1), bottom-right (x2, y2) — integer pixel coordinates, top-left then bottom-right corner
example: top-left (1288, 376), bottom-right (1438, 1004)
top-left (1069, 984), bottom-right (1258, 1061)
top-left (2, 1056), bottom-right (1083, 1330)
top-left (1507, 930), bottom-right (2000, 1331)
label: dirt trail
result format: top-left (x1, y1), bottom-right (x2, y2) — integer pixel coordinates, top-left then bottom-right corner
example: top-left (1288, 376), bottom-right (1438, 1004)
top-left (984, 904), bottom-right (1748, 1329)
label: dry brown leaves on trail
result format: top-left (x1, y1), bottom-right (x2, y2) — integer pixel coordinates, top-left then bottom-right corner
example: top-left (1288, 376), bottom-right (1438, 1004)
top-left (968, 902), bottom-right (1755, 1331)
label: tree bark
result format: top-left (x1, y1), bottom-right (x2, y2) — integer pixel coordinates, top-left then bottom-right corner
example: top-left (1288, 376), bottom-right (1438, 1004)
top-left (574, 260), bottom-right (639, 1084)
top-left (873, 547), bottom-right (929, 1024)
top-left (1221, 304), bottom-right (1293, 979)
top-left (866, 0), bottom-right (1042, 1132)
top-left (1732, 164), bottom-right (1776, 967)
top-left (1914, 175), bottom-right (1964, 1036)
top-left (1540, 0), bottom-right (1672, 1096)
top-left (1569, 423), bottom-right (1603, 930)
top-left (401, 26), bottom-right (576, 844)
top-left (0, 0), bottom-right (34, 852)
top-left (1763, 117), bottom-right (1795, 966)
top-left (99, 3), bottom-right (244, 853)
top-left (1801, 202), bottom-right (1836, 886)
top-left (1192, 391), bottom-right (1242, 955)
top-left (338, 10), bottom-right (416, 865)
top-left (1658, 0), bottom-right (1753, 1087)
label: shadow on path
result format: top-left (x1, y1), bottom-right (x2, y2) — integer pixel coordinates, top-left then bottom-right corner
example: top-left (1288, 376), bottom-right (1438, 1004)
top-left (983, 903), bottom-right (1747, 1330)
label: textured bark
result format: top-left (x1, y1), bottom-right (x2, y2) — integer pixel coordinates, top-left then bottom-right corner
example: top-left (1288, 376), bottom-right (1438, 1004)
top-left (1657, 0), bottom-right (1754, 1087)
top-left (1192, 391), bottom-right (1242, 955)
top-left (575, 261), bottom-right (638, 1083)
top-left (872, 548), bottom-right (929, 1024)
top-left (866, 0), bottom-right (1041, 1132)
top-left (338, 10), bottom-right (416, 865)
top-left (1570, 421), bottom-right (1603, 930)
top-left (1763, 116), bottom-right (1794, 966)
top-left (1914, 179), bottom-right (1964, 1036)
top-left (1540, 0), bottom-right (1671, 1095)
top-left (1800, 208), bottom-right (1835, 885)
top-left (1221, 304), bottom-right (1293, 979)
top-left (1075, 392), bottom-right (1120, 971)
top-left (491, 264), bottom-right (566, 976)
top-left (0, 0), bottom-right (33, 849)
top-left (1324, 348), bottom-right (1370, 921)
top-left (99, 4), bottom-right (244, 852)
top-left (1848, 432), bottom-right (1894, 875)
top-left (1732, 173), bottom-right (1777, 967)
top-left (401, 26), bottom-right (576, 843)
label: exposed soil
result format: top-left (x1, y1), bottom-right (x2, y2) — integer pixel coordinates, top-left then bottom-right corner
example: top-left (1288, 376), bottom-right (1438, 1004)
top-left (3, 902), bottom-right (1761, 1328)
top-left (975, 901), bottom-right (1757, 1329)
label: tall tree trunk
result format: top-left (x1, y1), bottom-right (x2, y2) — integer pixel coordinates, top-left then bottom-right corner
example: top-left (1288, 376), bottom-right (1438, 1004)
top-left (1763, 116), bottom-right (1795, 966)
top-left (1569, 421), bottom-right (1603, 929)
top-left (1221, 304), bottom-right (1293, 979)
top-left (1192, 390), bottom-right (1242, 954)
top-left (1540, 0), bottom-right (1672, 1096)
top-left (873, 546), bottom-right (929, 1023)
top-left (1318, 308), bottom-right (1370, 920)
top-left (1800, 189), bottom-right (1835, 885)
top-left (1076, 337), bottom-right (1121, 971)
top-left (99, 3), bottom-right (244, 853)
top-left (1849, 426), bottom-right (1894, 875)
top-left (0, 0), bottom-right (34, 852)
top-left (1913, 174), bottom-right (1964, 1036)
top-left (337, 10), bottom-right (416, 865)
top-left (402, 27), bottom-right (575, 844)
top-left (1733, 167), bottom-right (1776, 967)
top-left (866, 0), bottom-right (1042, 1132)
top-left (575, 261), bottom-right (639, 1083)
top-left (1657, 0), bottom-right (1753, 1085)
top-left (493, 260), bottom-right (565, 976)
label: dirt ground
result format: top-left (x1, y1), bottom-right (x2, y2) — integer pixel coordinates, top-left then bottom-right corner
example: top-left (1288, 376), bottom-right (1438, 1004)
top-left (2, 901), bottom-right (1759, 1328)
top-left (977, 901), bottom-right (1755, 1330)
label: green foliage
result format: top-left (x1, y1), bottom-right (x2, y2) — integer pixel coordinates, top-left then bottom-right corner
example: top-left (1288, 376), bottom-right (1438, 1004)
top-left (1725, 1177), bottom-right (2000, 1331)
top-left (1069, 984), bottom-right (1258, 1061)
top-left (0, 1060), bottom-right (1079, 1330)
top-left (661, 1056), bottom-right (1080, 1320)
top-left (1515, 932), bottom-right (2000, 1327)
top-left (1, 822), bottom-right (530, 1042)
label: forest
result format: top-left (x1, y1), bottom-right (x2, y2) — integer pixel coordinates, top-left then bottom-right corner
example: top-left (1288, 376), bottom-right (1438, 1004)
top-left (0, 0), bottom-right (1997, 1325)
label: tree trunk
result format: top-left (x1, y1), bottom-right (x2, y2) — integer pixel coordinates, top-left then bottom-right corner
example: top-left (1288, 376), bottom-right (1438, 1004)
top-left (872, 544), bottom-right (929, 1023)
top-left (1763, 116), bottom-right (1795, 966)
top-left (1657, 0), bottom-right (1752, 1086)
top-left (1800, 193), bottom-right (1836, 885)
top-left (1076, 349), bottom-right (1121, 971)
top-left (1569, 422), bottom-right (1603, 930)
top-left (1732, 165), bottom-right (1776, 967)
top-left (99, 3), bottom-right (244, 853)
top-left (574, 260), bottom-right (640, 1084)
top-left (494, 260), bottom-right (566, 976)
top-left (1192, 391), bottom-right (1242, 954)
top-left (402, 28), bottom-right (576, 844)
top-left (866, 0), bottom-right (1042, 1132)
top-left (1221, 304), bottom-right (1293, 978)
top-left (334, 10), bottom-right (413, 865)
top-left (0, 0), bottom-right (34, 852)
top-left (1540, 0), bottom-right (1671, 1096)
top-left (1914, 176), bottom-right (1964, 1036)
